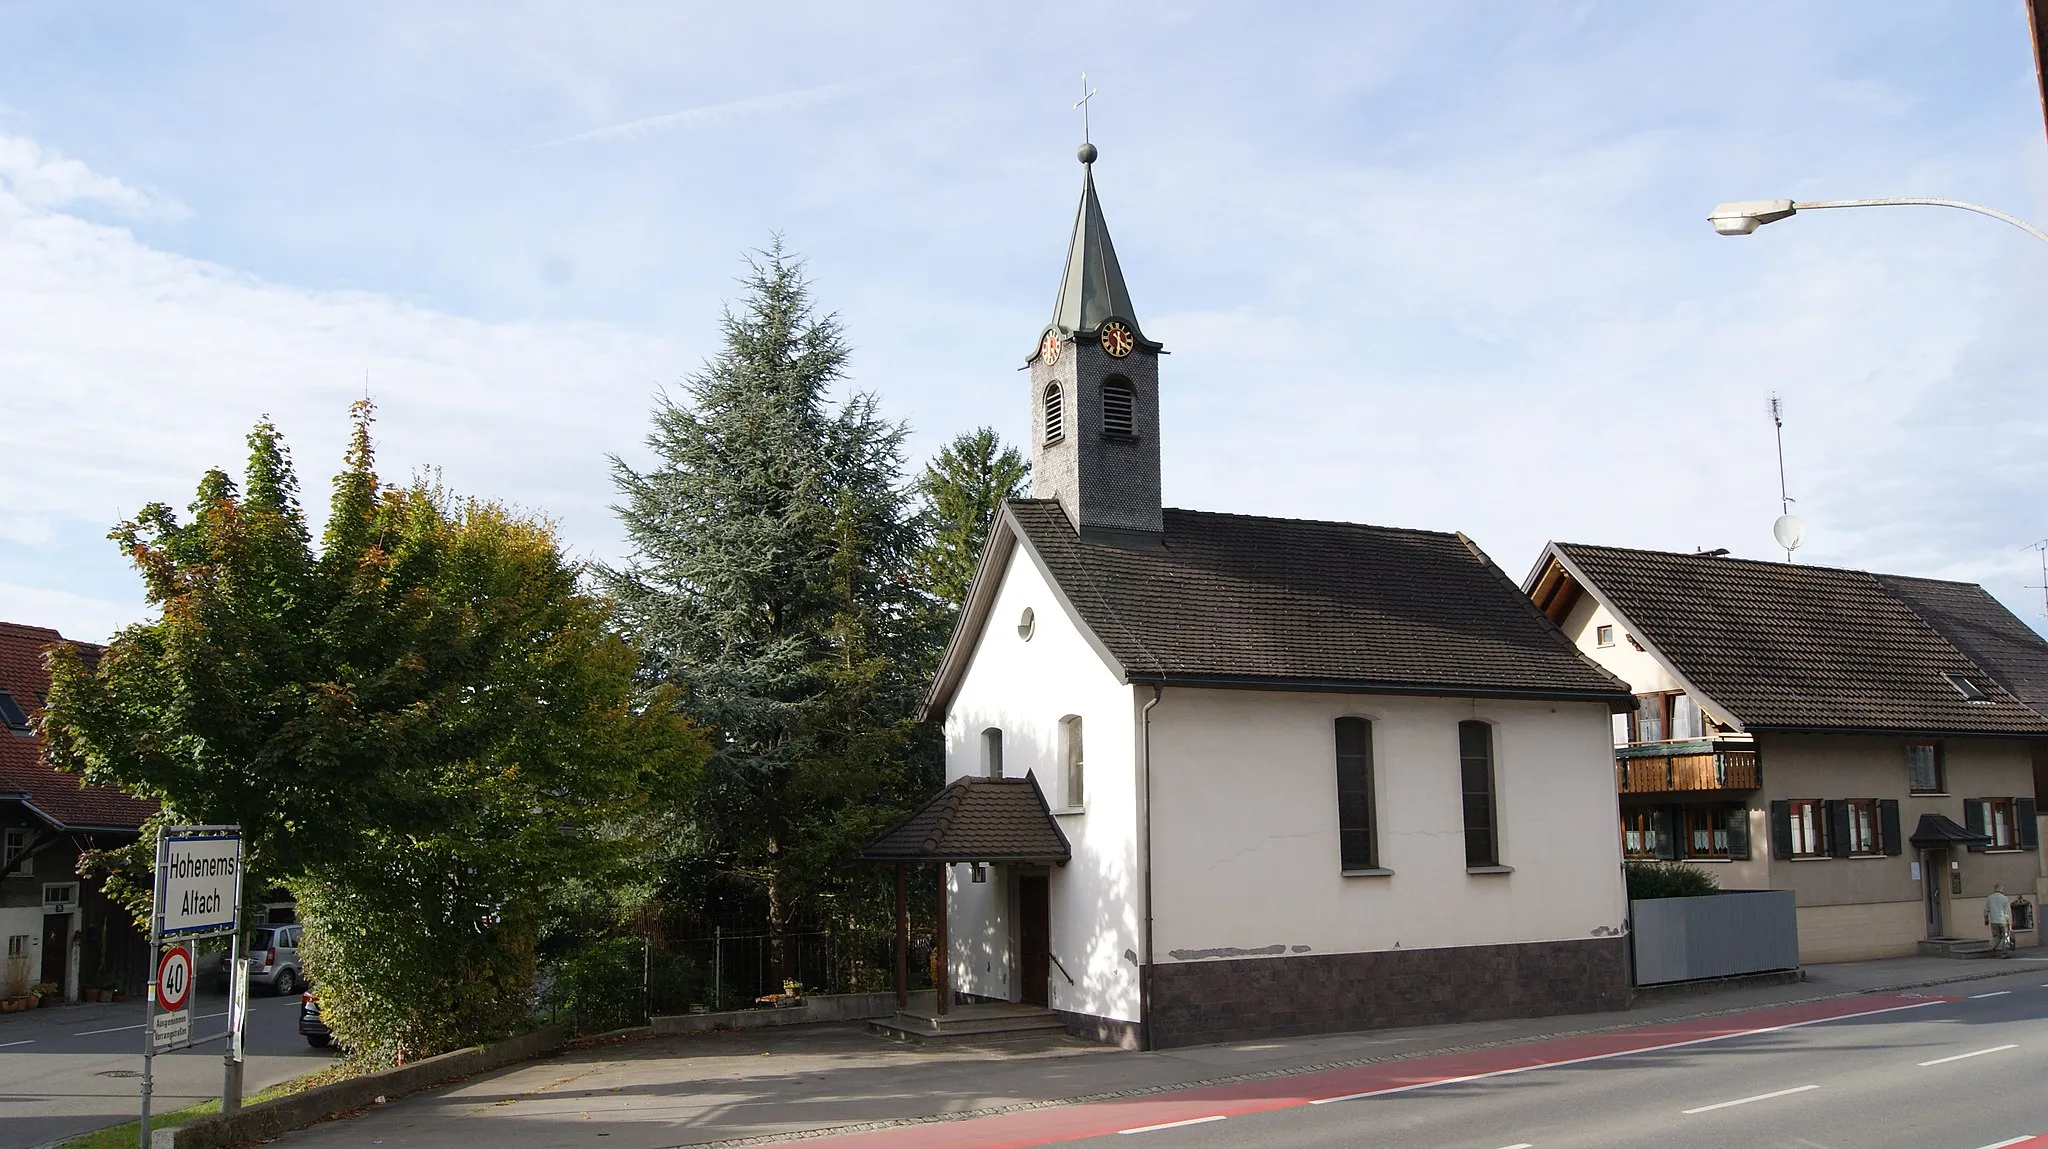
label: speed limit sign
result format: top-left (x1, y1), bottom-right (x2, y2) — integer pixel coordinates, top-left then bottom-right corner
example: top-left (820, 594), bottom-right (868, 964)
top-left (157, 946), bottom-right (193, 1012)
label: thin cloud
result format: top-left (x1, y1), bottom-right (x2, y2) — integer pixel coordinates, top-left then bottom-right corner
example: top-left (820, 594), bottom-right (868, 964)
top-left (519, 80), bottom-right (857, 151)
top-left (0, 133), bottom-right (188, 220)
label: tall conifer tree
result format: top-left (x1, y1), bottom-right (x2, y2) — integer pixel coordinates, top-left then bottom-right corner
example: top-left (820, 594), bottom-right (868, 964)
top-left (604, 243), bottom-right (929, 968)
top-left (915, 427), bottom-right (1028, 609)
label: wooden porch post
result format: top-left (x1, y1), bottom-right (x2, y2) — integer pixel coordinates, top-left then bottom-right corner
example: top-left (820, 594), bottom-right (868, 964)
top-left (934, 861), bottom-right (950, 1015)
top-left (893, 862), bottom-right (908, 1008)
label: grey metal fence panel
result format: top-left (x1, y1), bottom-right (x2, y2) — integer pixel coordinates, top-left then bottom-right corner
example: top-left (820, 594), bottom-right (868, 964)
top-left (1631, 890), bottom-right (1799, 985)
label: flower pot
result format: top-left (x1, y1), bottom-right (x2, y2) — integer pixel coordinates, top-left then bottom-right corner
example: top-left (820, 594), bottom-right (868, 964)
top-left (111, 992), bottom-right (127, 1002)
top-left (83, 988), bottom-right (100, 1002)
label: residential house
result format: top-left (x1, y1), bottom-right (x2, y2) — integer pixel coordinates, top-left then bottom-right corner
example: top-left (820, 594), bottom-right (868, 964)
top-left (1, 621), bottom-right (155, 1000)
top-left (1527, 544), bottom-right (2048, 962)
top-left (872, 146), bottom-right (1640, 1050)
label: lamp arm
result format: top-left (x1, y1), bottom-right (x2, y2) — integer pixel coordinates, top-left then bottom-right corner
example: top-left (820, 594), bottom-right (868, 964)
top-left (1792, 198), bottom-right (2048, 247)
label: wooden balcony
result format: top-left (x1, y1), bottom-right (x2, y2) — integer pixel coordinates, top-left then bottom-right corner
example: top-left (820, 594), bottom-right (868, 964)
top-left (1615, 742), bottom-right (1760, 794)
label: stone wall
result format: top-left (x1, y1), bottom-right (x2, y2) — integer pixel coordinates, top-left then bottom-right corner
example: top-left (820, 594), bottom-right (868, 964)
top-left (1144, 937), bottom-right (1630, 1048)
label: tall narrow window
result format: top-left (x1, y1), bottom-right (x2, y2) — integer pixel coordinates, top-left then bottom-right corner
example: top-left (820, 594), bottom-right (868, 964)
top-left (981, 728), bottom-right (1004, 779)
top-left (1061, 715), bottom-right (1084, 808)
top-left (2, 828), bottom-right (30, 876)
top-left (1102, 377), bottom-right (1135, 437)
top-left (1633, 695), bottom-right (1665, 743)
top-left (1670, 693), bottom-right (1703, 741)
top-left (1043, 383), bottom-right (1064, 444)
top-left (1906, 741), bottom-right (1944, 794)
top-left (1334, 718), bottom-right (1377, 870)
top-left (1459, 720), bottom-right (1498, 867)
top-left (1620, 808), bottom-right (1658, 859)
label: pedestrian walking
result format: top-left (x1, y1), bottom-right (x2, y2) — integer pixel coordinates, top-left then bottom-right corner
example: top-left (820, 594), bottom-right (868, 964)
top-left (1985, 883), bottom-right (2014, 956)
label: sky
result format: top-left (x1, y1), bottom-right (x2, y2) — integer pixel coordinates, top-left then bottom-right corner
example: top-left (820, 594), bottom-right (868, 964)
top-left (2, 1), bottom-right (2047, 643)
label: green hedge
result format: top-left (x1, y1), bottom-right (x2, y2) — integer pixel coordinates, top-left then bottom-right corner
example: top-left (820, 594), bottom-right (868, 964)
top-left (1625, 860), bottom-right (1721, 900)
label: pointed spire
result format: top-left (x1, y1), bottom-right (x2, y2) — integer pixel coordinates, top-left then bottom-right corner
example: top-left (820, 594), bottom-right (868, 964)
top-left (1049, 145), bottom-right (1152, 346)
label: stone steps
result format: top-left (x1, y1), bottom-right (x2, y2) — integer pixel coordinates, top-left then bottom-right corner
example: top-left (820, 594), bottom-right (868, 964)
top-left (867, 1004), bottom-right (1066, 1044)
top-left (1919, 936), bottom-right (1996, 959)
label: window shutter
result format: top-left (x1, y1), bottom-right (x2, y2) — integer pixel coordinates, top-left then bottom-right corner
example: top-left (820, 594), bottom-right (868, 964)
top-left (1727, 804), bottom-right (1751, 860)
top-left (1653, 807), bottom-right (1677, 860)
top-left (1826, 800), bottom-right (1851, 859)
top-left (1769, 800), bottom-right (1793, 860)
top-left (2020, 798), bottom-right (2039, 851)
top-left (1965, 798), bottom-right (1987, 853)
top-left (1879, 799), bottom-right (1903, 857)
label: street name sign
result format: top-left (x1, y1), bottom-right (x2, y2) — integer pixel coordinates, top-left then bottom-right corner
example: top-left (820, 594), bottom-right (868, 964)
top-left (159, 830), bottom-right (241, 938)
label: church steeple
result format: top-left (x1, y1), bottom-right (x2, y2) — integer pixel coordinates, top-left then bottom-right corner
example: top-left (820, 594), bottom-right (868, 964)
top-left (1048, 147), bottom-right (1154, 348)
top-left (1028, 144), bottom-right (1164, 544)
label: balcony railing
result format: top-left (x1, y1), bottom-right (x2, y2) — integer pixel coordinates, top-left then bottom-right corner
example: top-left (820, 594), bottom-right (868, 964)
top-left (1614, 741), bottom-right (1760, 793)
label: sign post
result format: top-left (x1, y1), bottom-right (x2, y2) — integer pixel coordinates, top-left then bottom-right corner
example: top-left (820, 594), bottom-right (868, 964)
top-left (141, 826), bottom-right (241, 1149)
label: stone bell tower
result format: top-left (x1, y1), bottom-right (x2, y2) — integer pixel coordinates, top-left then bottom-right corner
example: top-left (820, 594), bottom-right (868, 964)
top-left (1027, 143), bottom-right (1163, 544)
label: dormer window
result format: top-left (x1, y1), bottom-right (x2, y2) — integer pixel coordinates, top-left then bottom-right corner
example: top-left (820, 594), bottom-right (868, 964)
top-left (1042, 383), bottom-right (1064, 444)
top-left (0, 691), bottom-right (29, 733)
top-left (1944, 673), bottom-right (1991, 703)
top-left (1102, 377), bottom-right (1135, 438)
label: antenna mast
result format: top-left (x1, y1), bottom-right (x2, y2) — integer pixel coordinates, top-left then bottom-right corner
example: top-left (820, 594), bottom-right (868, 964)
top-left (2030, 539), bottom-right (2048, 621)
top-left (1767, 394), bottom-right (1805, 562)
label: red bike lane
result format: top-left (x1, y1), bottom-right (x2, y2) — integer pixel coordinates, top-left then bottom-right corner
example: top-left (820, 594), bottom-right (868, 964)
top-left (774, 993), bottom-right (1957, 1149)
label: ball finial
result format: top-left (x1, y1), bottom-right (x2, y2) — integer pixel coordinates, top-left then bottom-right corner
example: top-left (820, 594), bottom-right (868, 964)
top-left (1077, 142), bottom-right (1098, 165)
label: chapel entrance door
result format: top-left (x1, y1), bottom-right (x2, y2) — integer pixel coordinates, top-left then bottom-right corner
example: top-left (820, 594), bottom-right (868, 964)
top-left (1018, 875), bottom-right (1050, 1007)
top-left (1923, 848), bottom-right (1948, 937)
top-left (41, 914), bottom-right (69, 992)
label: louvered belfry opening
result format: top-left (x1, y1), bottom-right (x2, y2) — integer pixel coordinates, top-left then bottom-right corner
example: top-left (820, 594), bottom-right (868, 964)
top-left (1102, 377), bottom-right (1135, 437)
top-left (1043, 383), bottom-right (1064, 444)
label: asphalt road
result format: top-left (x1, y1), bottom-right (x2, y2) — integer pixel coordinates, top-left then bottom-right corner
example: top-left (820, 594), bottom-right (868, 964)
top-left (0, 980), bottom-right (336, 1149)
top-left (1067, 972), bottom-right (2048, 1149)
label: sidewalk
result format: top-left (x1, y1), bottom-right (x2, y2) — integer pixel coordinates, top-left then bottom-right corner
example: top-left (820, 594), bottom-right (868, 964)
top-left (268, 952), bottom-right (2048, 1149)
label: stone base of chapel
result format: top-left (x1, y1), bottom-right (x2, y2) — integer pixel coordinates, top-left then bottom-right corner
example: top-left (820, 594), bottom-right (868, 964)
top-left (1143, 936), bottom-right (1631, 1049)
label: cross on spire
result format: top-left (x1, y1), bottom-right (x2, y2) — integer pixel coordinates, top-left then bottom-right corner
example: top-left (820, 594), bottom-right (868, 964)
top-left (1074, 73), bottom-right (1099, 146)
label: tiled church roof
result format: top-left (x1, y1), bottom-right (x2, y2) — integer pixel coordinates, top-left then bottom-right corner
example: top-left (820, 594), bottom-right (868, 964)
top-left (1001, 500), bottom-right (1633, 704)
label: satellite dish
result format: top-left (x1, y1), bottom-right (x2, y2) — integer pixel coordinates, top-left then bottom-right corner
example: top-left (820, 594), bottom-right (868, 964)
top-left (1773, 514), bottom-right (1806, 554)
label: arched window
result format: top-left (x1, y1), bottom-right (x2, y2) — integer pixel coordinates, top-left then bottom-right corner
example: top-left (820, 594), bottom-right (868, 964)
top-left (1102, 377), bottom-right (1135, 437)
top-left (1060, 715), bottom-right (1084, 808)
top-left (1042, 383), bottom-right (1064, 444)
top-left (982, 728), bottom-right (1004, 779)
top-left (1459, 720), bottom-right (1499, 867)
top-left (1333, 718), bottom-right (1377, 871)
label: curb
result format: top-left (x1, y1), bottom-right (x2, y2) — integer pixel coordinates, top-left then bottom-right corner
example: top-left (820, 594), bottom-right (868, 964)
top-left (157, 1024), bottom-right (569, 1149)
top-left (641, 963), bottom-right (2041, 1149)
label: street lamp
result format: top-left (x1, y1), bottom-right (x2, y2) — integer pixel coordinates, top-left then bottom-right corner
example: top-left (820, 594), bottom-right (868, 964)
top-left (1707, 197), bottom-right (2048, 246)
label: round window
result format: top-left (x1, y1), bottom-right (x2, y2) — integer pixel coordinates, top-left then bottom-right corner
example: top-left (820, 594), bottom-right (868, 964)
top-left (1017, 607), bottom-right (1036, 641)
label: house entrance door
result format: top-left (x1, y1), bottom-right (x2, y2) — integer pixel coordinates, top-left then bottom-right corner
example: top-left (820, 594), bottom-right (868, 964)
top-left (41, 913), bottom-right (69, 991)
top-left (1018, 875), bottom-right (1050, 1007)
top-left (1923, 848), bottom-right (1947, 937)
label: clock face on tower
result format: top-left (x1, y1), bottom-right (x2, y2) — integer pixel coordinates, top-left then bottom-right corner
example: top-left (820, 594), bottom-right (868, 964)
top-left (1040, 330), bottom-right (1061, 366)
top-left (1100, 320), bottom-right (1135, 358)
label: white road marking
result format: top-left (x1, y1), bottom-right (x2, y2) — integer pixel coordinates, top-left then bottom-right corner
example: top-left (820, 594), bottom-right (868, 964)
top-left (1972, 1137), bottom-right (2036, 1149)
top-left (0, 1039), bottom-right (34, 1049)
top-left (1919, 1043), bottom-right (2018, 1067)
top-left (1308, 998), bottom-right (1945, 1106)
top-left (1682, 1084), bottom-right (1818, 1114)
top-left (1492, 1144), bottom-right (1535, 1149)
top-left (1971, 991), bottom-right (2014, 999)
top-left (1118, 1115), bottom-right (1227, 1135)
top-left (75, 1008), bottom-right (233, 1037)
top-left (73, 1022), bottom-right (144, 1035)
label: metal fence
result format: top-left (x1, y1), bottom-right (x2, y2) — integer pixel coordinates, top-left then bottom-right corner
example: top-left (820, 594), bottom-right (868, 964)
top-left (551, 927), bottom-right (932, 1032)
top-left (1631, 889), bottom-right (1799, 985)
